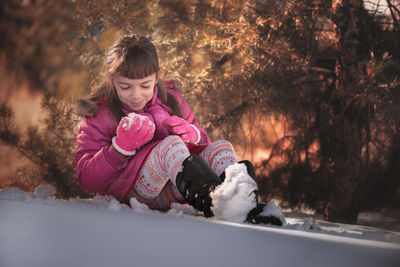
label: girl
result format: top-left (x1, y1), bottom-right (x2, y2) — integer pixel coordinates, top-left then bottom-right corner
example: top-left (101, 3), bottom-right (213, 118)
top-left (75, 33), bottom-right (281, 225)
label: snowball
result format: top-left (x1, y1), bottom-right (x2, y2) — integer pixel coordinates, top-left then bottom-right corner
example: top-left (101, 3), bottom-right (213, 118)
top-left (92, 195), bottom-right (116, 206)
top-left (260, 200), bottom-right (287, 226)
top-left (299, 218), bottom-right (321, 231)
top-left (108, 199), bottom-right (124, 211)
top-left (210, 163), bottom-right (258, 223)
top-left (129, 197), bottom-right (151, 213)
top-left (170, 203), bottom-right (198, 215)
top-left (0, 187), bottom-right (33, 201)
top-left (34, 185), bottom-right (56, 200)
top-left (87, 195), bottom-right (129, 211)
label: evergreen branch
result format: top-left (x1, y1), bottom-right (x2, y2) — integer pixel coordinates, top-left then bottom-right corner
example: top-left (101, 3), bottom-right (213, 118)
top-left (386, 0), bottom-right (400, 32)
top-left (208, 101), bottom-right (250, 129)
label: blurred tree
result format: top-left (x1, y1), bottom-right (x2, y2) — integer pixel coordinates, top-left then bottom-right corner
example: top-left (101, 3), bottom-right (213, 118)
top-left (322, 0), bottom-right (366, 223)
top-left (248, 0), bottom-right (400, 222)
top-left (0, 101), bottom-right (91, 198)
top-left (179, 0), bottom-right (399, 222)
top-left (0, 0), bottom-right (86, 98)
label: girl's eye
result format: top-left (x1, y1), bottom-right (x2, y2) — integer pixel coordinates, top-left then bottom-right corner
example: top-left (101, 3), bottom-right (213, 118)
top-left (119, 85), bottom-right (151, 90)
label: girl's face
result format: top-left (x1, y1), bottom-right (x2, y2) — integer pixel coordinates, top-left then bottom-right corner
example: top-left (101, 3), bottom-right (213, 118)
top-left (112, 73), bottom-right (157, 112)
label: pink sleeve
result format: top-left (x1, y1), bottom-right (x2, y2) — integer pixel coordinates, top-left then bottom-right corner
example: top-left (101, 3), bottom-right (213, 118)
top-left (171, 90), bottom-right (211, 146)
top-left (75, 113), bottom-right (128, 193)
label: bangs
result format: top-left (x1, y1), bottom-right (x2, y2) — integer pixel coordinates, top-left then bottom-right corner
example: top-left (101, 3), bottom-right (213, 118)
top-left (116, 47), bottom-right (159, 79)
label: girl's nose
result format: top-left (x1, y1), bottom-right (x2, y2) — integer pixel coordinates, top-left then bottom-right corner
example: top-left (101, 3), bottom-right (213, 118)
top-left (130, 88), bottom-right (140, 98)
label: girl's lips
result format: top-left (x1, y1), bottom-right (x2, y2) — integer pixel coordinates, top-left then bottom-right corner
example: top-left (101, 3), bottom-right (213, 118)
top-left (128, 102), bottom-right (145, 110)
top-left (128, 99), bottom-right (142, 105)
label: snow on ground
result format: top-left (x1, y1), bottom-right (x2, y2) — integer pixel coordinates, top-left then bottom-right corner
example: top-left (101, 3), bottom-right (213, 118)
top-left (1, 186), bottom-right (400, 267)
top-left (211, 163), bottom-right (258, 223)
top-left (210, 162), bottom-right (286, 225)
top-left (260, 200), bottom-right (287, 225)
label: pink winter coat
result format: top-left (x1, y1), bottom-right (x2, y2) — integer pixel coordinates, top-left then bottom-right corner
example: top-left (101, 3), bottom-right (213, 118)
top-left (75, 85), bottom-right (211, 201)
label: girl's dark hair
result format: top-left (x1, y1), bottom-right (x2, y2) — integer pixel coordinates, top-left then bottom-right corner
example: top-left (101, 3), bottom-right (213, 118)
top-left (85, 34), bottom-right (183, 121)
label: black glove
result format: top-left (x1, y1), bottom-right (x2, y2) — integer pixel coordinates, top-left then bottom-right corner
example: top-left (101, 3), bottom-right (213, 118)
top-left (245, 203), bottom-right (283, 226)
top-left (175, 154), bottom-right (222, 217)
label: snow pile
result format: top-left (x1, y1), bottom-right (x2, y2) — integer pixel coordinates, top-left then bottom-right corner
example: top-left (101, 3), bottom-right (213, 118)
top-left (2, 186), bottom-right (400, 267)
top-left (0, 186), bottom-right (197, 218)
top-left (0, 187), bottom-right (34, 201)
top-left (0, 186), bottom-right (134, 212)
top-left (295, 218), bottom-right (322, 231)
top-left (34, 185), bottom-right (56, 200)
top-left (1, 185), bottom-right (399, 245)
top-left (260, 199), bottom-right (287, 226)
top-left (129, 197), bottom-right (152, 213)
top-left (210, 163), bottom-right (258, 223)
top-left (169, 202), bottom-right (198, 217)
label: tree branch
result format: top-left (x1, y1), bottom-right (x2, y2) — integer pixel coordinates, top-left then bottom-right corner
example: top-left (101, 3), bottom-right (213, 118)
top-left (207, 101), bottom-right (250, 130)
top-left (386, 0), bottom-right (400, 32)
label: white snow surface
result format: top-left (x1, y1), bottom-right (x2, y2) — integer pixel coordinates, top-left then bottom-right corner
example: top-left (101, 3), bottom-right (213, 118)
top-left (1, 186), bottom-right (400, 267)
top-left (210, 163), bottom-right (258, 222)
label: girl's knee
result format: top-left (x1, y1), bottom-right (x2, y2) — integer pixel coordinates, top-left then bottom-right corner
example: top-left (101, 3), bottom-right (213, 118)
top-left (209, 140), bottom-right (235, 151)
top-left (158, 135), bottom-right (190, 160)
top-left (162, 135), bottom-right (185, 145)
top-left (158, 135), bottom-right (187, 151)
top-left (213, 139), bottom-right (233, 146)
top-left (200, 139), bottom-right (237, 164)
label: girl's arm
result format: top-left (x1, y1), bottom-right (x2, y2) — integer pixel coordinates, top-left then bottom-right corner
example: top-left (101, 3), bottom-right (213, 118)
top-left (75, 113), bottom-right (128, 193)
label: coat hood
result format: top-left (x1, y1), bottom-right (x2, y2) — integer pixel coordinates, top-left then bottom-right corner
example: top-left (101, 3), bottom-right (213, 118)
top-left (74, 99), bottom-right (100, 117)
